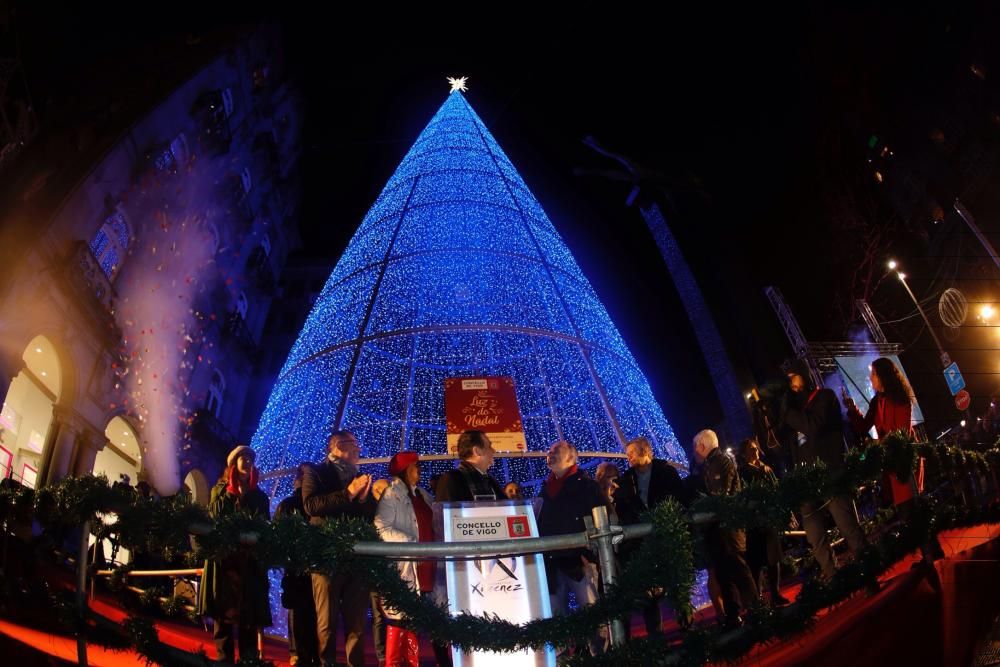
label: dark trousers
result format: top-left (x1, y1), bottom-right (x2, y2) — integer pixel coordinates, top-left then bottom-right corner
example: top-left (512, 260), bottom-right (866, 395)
top-left (896, 498), bottom-right (945, 561)
top-left (213, 619), bottom-right (258, 663)
top-left (706, 528), bottom-right (758, 622)
top-left (622, 596), bottom-right (662, 639)
top-left (312, 572), bottom-right (368, 667)
top-left (289, 603), bottom-right (319, 666)
top-left (746, 527), bottom-right (783, 598)
top-left (801, 495), bottom-right (866, 579)
top-left (371, 592), bottom-right (386, 664)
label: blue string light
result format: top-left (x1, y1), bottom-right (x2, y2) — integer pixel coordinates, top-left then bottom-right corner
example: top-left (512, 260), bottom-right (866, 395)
top-left (251, 91), bottom-right (687, 485)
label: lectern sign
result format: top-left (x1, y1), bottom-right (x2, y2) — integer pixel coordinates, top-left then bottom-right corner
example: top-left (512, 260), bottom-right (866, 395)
top-left (439, 500), bottom-right (555, 667)
top-left (445, 377), bottom-right (526, 454)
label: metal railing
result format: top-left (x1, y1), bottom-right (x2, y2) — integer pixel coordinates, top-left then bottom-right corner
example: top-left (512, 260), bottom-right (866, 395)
top-left (350, 506), bottom-right (640, 645)
top-left (81, 505), bottom-right (645, 651)
top-left (78, 475), bottom-right (935, 661)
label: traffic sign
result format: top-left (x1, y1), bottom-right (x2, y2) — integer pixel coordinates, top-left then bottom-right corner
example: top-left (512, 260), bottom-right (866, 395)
top-left (944, 362), bottom-right (966, 396)
top-left (955, 389), bottom-right (971, 411)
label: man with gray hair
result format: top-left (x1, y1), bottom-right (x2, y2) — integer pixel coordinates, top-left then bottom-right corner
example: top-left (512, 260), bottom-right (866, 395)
top-left (537, 440), bottom-right (609, 655)
top-left (301, 430), bottom-right (377, 667)
top-left (613, 436), bottom-right (687, 635)
top-left (693, 429), bottom-right (758, 628)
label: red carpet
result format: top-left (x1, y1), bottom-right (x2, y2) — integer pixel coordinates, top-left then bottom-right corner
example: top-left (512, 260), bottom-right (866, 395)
top-left (2, 524), bottom-right (999, 666)
top-left (730, 523), bottom-right (1000, 667)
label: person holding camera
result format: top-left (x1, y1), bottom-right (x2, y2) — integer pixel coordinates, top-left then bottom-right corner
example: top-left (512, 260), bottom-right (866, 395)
top-left (302, 431), bottom-right (377, 667)
top-left (780, 359), bottom-right (866, 581)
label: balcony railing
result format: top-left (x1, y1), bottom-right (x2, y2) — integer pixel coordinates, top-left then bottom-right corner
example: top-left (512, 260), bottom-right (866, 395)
top-left (189, 408), bottom-right (234, 454)
top-left (246, 246), bottom-right (276, 295)
top-left (223, 311), bottom-right (257, 359)
top-left (191, 90), bottom-right (232, 156)
top-left (64, 241), bottom-right (122, 344)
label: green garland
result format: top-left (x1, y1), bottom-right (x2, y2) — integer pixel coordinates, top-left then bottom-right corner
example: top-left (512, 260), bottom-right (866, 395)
top-left (0, 438), bottom-right (997, 666)
top-left (572, 497), bottom-right (1000, 666)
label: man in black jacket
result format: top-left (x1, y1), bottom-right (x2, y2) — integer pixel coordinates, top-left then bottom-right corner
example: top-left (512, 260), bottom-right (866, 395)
top-left (612, 436), bottom-right (687, 635)
top-left (693, 430), bottom-right (758, 628)
top-left (435, 430), bottom-right (504, 502)
top-left (537, 440), bottom-right (608, 656)
top-left (614, 437), bottom-right (687, 525)
top-left (780, 359), bottom-right (866, 579)
top-left (301, 431), bottom-right (377, 667)
top-left (274, 470), bottom-right (319, 667)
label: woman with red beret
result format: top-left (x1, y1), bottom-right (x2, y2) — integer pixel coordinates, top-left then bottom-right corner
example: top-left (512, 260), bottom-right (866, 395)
top-left (374, 451), bottom-right (438, 667)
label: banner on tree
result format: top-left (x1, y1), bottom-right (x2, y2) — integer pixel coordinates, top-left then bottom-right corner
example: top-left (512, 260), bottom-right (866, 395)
top-left (439, 500), bottom-right (555, 667)
top-left (445, 377), bottom-right (526, 455)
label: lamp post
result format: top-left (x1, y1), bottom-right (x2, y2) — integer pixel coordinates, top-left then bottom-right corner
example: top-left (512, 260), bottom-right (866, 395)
top-left (888, 260), bottom-right (951, 368)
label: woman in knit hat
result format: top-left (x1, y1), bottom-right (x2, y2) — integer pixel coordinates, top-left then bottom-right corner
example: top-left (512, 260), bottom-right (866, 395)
top-left (374, 451), bottom-right (439, 667)
top-left (198, 444), bottom-right (272, 664)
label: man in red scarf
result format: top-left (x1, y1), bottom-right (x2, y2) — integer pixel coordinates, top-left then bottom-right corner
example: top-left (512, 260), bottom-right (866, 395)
top-left (302, 431), bottom-right (377, 667)
top-left (537, 440), bottom-right (609, 656)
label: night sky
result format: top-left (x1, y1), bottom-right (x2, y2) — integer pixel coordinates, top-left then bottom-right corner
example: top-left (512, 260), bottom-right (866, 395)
top-left (13, 4), bottom-right (1000, 444)
top-left (282, 7), bottom-right (1000, 441)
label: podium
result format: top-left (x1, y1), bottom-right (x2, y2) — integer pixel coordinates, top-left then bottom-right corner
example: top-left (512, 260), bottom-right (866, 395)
top-left (436, 499), bottom-right (556, 666)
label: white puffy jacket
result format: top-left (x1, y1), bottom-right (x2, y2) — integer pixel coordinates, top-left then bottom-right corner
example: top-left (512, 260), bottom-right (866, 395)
top-left (374, 477), bottom-right (438, 619)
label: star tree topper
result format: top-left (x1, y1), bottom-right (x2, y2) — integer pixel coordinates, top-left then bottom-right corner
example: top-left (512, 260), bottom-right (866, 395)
top-left (447, 76), bottom-right (468, 93)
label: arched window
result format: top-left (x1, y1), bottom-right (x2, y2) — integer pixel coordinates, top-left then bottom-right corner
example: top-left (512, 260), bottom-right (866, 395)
top-left (89, 209), bottom-right (131, 280)
top-left (236, 291), bottom-right (249, 321)
top-left (206, 370), bottom-right (225, 419)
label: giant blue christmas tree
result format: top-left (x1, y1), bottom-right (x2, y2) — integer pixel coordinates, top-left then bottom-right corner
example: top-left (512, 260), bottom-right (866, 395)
top-left (251, 89), bottom-right (687, 493)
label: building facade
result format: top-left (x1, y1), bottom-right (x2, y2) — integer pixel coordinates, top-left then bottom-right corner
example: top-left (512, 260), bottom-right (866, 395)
top-left (0, 26), bottom-right (301, 501)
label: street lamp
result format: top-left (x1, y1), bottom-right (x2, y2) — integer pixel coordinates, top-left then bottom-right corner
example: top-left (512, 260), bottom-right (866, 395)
top-left (890, 262), bottom-right (950, 368)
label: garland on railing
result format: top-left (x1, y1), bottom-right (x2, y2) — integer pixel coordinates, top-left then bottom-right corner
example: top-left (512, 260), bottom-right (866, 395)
top-left (0, 437), bottom-right (997, 666)
top-left (576, 497), bottom-right (1000, 666)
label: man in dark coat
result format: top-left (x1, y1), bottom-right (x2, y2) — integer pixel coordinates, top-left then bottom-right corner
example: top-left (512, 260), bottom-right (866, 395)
top-left (274, 470), bottom-right (319, 667)
top-left (780, 359), bottom-right (866, 579)
top-left (301, 431), bottom-right (377, 667)
top-left (614, 437), bottom-right (688, 525)
top-left (693, 430), bottom-right (758, 628)
top-left (435, 430), bottom-right (504, 502)
top-left (199, 445), bottom-right (272, 664)
top-left (537, 440), bottom-right (608, 655)
top-left (612, 436), bottom-right (687, 634)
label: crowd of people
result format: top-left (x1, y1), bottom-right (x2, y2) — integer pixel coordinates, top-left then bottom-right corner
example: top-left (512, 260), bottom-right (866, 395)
top-left (197, 356), bottom-right (937, 666)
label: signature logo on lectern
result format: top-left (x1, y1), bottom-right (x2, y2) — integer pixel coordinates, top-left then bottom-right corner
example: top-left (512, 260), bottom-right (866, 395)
top-left (471, 557), bottom-right (523, 597)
